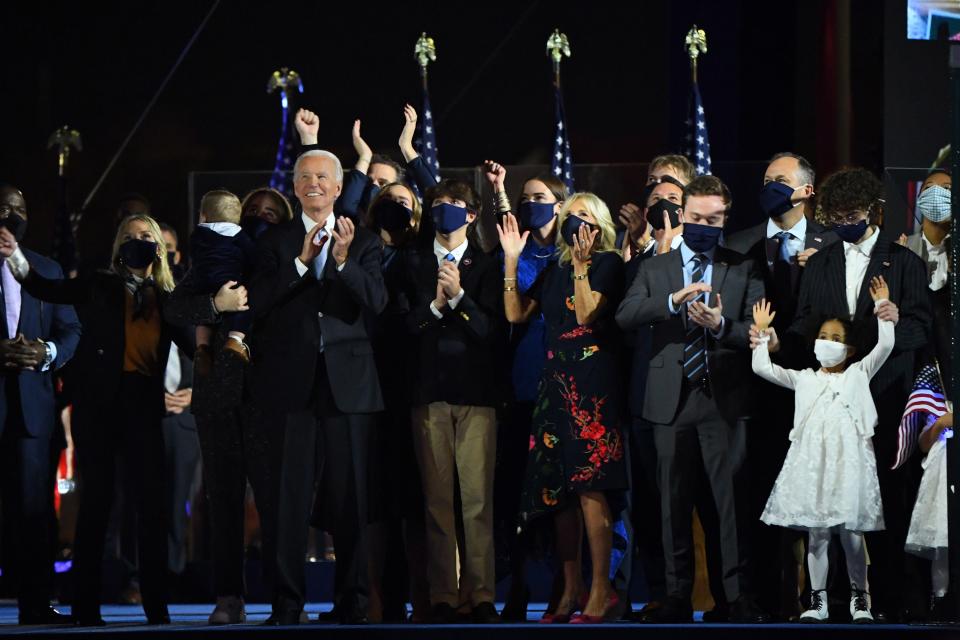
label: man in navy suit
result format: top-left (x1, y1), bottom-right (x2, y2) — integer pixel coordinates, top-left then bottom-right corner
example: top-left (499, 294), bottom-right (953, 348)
top-left (0, 185), bottom-right (81, 624)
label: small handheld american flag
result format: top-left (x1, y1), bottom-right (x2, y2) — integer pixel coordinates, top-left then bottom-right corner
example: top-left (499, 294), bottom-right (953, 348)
top-left (891, 363), bottom-right (950, 470)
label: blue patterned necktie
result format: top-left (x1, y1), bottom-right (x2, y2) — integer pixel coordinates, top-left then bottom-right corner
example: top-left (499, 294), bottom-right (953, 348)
top-left (775, 231), bottom-right (793, 262)
top-left (312, 229), bottom-right (329, 279)
top-left (683, 254), bottom-right (707, 384)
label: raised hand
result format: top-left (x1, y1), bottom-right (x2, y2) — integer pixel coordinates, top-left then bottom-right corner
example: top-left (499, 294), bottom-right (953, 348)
top-left (570, 221), bottom-right (599, 269)
top-left (483, 160), bottom-right (506, 191)
top-left (655, 209), bottom-right (682, 255)
top-left (869, 275), bottom-right (889, 301)
top-left (749, 325), bottom-right (780, 352)
top-left (295, 108), bottom-right (319, 145)
top-left (352, 119), bottom-right (373, 168)
top-left (496, 212), bottom-right (530, 262)
top-left (671, 282), bottom-right (712, 307)
top-left (399, 104), bottom-right (418, 162)
top-left (331, 216), bottom-right (356, 266)
top-left (298, 223), bottom-right (326, 266)
top-left (752, 298), bottom-right (776, 331)
top-left (689, 294), bottom-right (723, 332)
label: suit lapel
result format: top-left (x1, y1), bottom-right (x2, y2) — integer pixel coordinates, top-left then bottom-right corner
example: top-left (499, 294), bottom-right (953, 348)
top-left (824, 242), bottom-right (847, 313)
top-left (666, 250), bottom-right (687, 328)
top-left (805, 230), bottom-right (829, 251)
top-left (708, 249), bottom-right (729, 308)
top-left (854, 231), bottom-right (890, 319)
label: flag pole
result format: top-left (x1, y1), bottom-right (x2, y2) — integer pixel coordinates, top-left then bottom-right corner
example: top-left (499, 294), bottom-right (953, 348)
top-left (415, 32), bottom-right (436, 94)
top-left (47, 126), bottom-right (82, 275)
top-left (266, 67), bottom-right (303, 196)
top-left (685, 25), bottom-right (707, 85)
top-left (546, 28), bottom-right (570, 90)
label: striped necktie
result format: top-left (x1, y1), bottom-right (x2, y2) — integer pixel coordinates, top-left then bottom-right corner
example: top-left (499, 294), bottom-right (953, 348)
top-left (683, 253), bottom-right (707, 384)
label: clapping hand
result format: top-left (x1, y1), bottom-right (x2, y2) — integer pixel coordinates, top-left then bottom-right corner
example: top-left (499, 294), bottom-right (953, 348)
top-left (570, 221), bottom-right (599, 269)
top-left (689, 294), bottom-right (723, 332)
top-left (352, 119), bottom-right (373, 165)
top-left (399, 104), bottom-right (418, 161)
top-left (331, 216), bottom-right (355, 266)
top-left (496, 212), bottom-right (530, 262)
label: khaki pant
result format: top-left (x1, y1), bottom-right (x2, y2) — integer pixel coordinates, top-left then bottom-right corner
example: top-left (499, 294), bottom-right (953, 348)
top-left (412, 402), bottom-right (496, 607)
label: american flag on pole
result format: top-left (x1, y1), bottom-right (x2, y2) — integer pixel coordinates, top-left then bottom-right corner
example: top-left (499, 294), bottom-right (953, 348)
top-left (891, 363), bottom-right (950, 469)
top-left (552, 84), bottom-right (575, 192)
top-left (684, 82), bottom-right (712, 176)
top-left (415, 85), bottom-right (440, 183)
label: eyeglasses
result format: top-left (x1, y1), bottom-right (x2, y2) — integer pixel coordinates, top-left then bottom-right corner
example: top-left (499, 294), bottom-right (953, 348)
top-left (829, 210), bottom-right (869, 225)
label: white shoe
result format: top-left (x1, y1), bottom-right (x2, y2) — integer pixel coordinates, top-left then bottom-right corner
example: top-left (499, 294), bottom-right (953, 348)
top-left (800, 589), bottom-right (829, 623)
top-left (850, 585), bottom-right (873, 624)
top-left (209, 596), bottom-right (246, 625)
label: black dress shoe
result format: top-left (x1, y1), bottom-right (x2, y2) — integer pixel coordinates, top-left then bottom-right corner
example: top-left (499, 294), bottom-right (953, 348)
top-left (500, 587), bottom-right (530, 622)
top-left (19, 606), bottom-right (73, 625)
top-left (145, 606), bottom-right (171, 625)
top-left (471, 602), bottom-right (501, 624)
top-left (263, 610), bottom-right (303, 626)
top-left (73, 614), bottom-right (107, 627)
top-left (339, 611), bottom-right (368, 625)
top-left (431, 603), bottom-right (459, 624)
top-left (315, 608), bottom-right (339, 623)
top-left (639, 596), bottom-right (693, 623)
top-left (728, 596), bottom-right (771, 624)
top-left (702, 606), bottom-right (729, 623)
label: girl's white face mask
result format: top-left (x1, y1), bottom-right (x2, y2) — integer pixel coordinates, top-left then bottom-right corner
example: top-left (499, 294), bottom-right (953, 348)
top-left (814, 339), bottom-right (850, 368)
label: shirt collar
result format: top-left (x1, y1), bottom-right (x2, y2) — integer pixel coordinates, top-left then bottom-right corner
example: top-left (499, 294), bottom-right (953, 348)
top-left (765, 215), bottom-right (807, 240)
top-left (844, 225), bottom-right (880, 257)
top-left (434, 237), bottom-right (469, 263)
top-left (922, 232), bottom-right (950, 254)
top-left (679, 241), bottom-right (715, 266)
top-left (198, 221), bottom-right (241, 237)
top-left (302, 212), bottom-right (336, 235)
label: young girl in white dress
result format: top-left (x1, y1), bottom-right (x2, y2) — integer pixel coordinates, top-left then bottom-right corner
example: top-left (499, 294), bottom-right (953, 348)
top-left (905, 406), bottom-right (954, 616)
top-left (750, 276), bottom-right (897, 624)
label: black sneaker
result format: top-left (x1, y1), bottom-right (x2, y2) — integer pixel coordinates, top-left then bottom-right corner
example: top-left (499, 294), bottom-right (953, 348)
top-left (471, 602), bottom-right (501, 624)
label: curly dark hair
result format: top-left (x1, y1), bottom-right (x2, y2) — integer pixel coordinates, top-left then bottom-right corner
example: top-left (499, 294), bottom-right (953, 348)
top-left (816, 167), bottom-right (884, 223)
top-left (425, 179), bottom-right (481, 213)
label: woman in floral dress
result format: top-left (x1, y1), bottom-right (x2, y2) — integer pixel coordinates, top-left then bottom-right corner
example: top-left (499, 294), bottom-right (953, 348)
top-left (498, 192), bottom-right (627, 623)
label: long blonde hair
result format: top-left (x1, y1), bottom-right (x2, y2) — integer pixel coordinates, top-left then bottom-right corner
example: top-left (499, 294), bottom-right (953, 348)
top-left (555, 192), bottom-right (619, 266)
top-left (111, 214), bottom-right (175, 292)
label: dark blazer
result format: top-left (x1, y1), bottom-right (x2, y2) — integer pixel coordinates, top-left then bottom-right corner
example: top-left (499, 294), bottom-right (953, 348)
top-left (0, 249), bottom-right (81, 439)
top-left (616, 245), bottom-right (765, 426)
top-left (20, 267), bottom-right (188, 419)
top-left (247, 216), bottom-right (388, 413)
top-left (786, 229), bottom-right (932, 396)
top-left (405, 243), bottom-right (503, 408)
top-left (623, 248), bottom-right (656, 418)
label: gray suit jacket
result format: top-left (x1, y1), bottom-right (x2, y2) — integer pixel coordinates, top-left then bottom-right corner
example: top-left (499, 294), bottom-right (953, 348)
top-left (615, 245), bottom-right (765, 426)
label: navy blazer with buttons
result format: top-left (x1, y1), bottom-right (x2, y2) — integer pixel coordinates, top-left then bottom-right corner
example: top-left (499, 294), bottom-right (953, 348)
top-left (0, 249), bottom-right (81, 439)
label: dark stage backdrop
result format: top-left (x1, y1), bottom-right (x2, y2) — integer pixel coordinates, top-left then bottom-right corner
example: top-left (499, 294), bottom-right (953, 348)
top-left (0, 1), bottom-right (933, 260)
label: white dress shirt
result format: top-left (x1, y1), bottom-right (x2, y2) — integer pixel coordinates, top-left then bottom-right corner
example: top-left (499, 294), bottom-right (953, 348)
top-left (843, 226), bottom-right (880, 317)
top-left (922, 233), bottom-right (950, 292)
top-left (198, 221), bottom-right (242, 237)
top-left (429, 238), bottom-right (468, 319)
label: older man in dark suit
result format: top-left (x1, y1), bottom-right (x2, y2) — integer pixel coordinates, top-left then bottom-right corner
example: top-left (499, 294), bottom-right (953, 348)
top-left (725, 153), bottom-right (836, 619)
top-left (249, 147), bottom-right (387, 625)
top-left (617, 175), bottom-right (766, 624)
top-left (0, 185), bottom-right (81, 624)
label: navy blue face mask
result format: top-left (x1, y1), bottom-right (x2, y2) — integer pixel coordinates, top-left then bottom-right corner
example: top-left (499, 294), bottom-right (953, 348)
top-left (431, 203), bottom-right (470, 234)
top-left (561, 215), bottom-right (599, 247)
top-left (833, 219), bottom-right (868, 243)
top-left (518, 201), bottom-right (556, 231)
top-left (118, 239), bottom-right (159, 269)
top-left (372, 198), bottom-right (413, 234)
top-left (682, 223), bottom-right (723, 253)
top-left (758, 181), bottom-right (798, 218)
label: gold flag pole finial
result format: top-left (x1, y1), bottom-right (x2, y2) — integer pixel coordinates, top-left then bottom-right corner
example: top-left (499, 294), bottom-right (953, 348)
top-left (685, 25), bottom-right (707, 84)
top-left (546, 29), bottom-right (571, 86)
top-left (47, 126), bottom-right (82, 177)
top-left (266, 68), bottom-right (303, 96)
top-left (415, 32), bottom-right (437, 84)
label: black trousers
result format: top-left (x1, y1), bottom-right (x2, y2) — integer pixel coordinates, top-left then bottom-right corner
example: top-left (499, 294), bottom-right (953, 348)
top-left (274, 358), bottom-right (374, 617)
top-left (161, 411), bottom-right (201, 575)
top-left (71, 373), bottom-right (168, 617)
top-left (0, 379), bottom-right (55, 610)
top-left (651, 384), bottom-right (751, 603)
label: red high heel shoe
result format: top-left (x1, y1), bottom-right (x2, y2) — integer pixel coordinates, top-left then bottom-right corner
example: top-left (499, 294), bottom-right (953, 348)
top-left (569, 593), bottom-right (620, 624)
top-left (540, 593), bottom-right (589, 624)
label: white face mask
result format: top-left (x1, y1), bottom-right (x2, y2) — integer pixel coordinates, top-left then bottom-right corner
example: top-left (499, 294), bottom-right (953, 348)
top-left (917, 185), bottom-right (951, 223)
top-left (814, 339), bottom-right (850, 368)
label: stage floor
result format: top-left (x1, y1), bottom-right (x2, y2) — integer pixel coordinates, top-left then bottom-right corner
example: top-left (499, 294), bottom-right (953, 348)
top-left (0, 603), bottom-right (957, 639)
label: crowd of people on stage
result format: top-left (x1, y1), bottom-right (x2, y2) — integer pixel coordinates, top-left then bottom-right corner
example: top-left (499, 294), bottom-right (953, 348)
top-left (0, 103), bottom-right (953, 626)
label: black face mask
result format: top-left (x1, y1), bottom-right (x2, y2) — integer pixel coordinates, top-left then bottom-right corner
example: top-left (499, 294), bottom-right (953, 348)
top-left (646, 199), bottom-right (682, 231)
top-left (118, 239), bottom-right (159, 269)
top-left (1, 214), bottom-right (27, 242)
top-left (372, 199), bottom-right (413, 234)
top-left (240, 215), bottom-right (270, 239)
top-left (561, 215), bottom-right (599, 247)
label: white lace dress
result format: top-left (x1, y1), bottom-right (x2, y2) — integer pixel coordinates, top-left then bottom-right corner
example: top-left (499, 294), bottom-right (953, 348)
top-left (752, 318), bottom-right (894, 532)
top-left (906, 420), bottom-right (949, 555)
